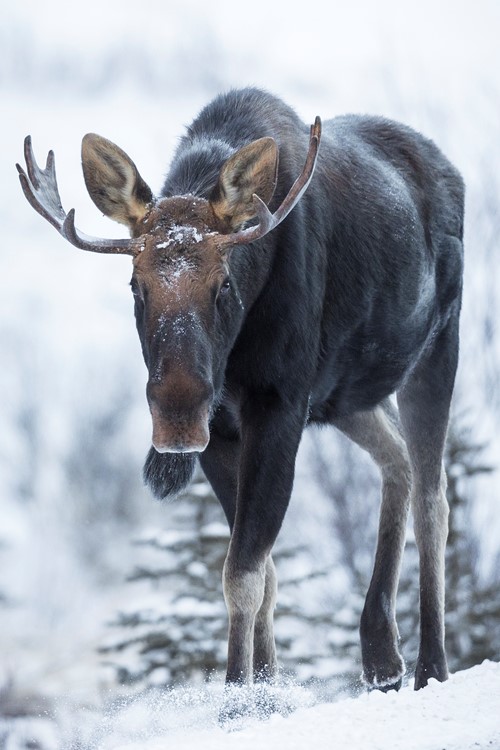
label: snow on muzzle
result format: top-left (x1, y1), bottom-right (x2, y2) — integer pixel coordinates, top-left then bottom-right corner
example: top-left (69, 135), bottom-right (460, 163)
top-left (147, 375), bottom-right (213, 454)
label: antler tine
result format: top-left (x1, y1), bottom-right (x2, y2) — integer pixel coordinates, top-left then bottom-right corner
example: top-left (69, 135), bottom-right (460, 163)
top-left (17, 136), bottom-right (137, 256)
top-left (17, 137), bottom-right (66, 232)
top-left (218, 116), bottom-right (322, 249)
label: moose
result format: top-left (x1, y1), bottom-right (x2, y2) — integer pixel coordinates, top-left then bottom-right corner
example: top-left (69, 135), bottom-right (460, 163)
top-left (18, 88), bottom-right (464, 704)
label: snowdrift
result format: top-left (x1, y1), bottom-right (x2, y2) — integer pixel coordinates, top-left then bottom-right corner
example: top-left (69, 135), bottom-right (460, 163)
top-left (99, 661), bottom-right (499, 750)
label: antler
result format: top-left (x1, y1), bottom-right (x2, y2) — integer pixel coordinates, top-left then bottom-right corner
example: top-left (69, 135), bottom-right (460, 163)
top-left (17, 120), bottom-right (321, 256)
top-left (217, 116), bottom-right (322, 249)
top-left (16, 136), bottom-right (137, 256)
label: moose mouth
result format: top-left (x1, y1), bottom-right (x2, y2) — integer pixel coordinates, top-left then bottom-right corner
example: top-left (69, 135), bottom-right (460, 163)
top-left (150, 403), bottom-right (210, 454)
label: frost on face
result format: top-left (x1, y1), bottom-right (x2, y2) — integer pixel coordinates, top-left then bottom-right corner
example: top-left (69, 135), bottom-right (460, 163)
top-left (153, 224), bottom-right (205, 289)
top-left (159, 255), bottom-right (196, 288)
top-left (172, 309), bottom-right (199, 338)
top-left (151, 308), bottom-right (200, 381)
top-left (155, 224), bottom-right (204, 251)
top-left (156, 309), bottom-right (199, 345)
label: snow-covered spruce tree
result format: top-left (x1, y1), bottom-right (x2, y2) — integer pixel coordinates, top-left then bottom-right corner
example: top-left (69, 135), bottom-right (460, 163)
top-left (310, 411), bottom-right (500, 683)
top-left (101, 410), bottom-right (498, 693)
top-left (307, 430), bottom-right (380, 689)
top-left (100, 474), bottom-right (227, 686)
top-left (100, 473), bottom-right (341, 690)
top-left (443, 414), bottom-right (499, 671)
top-left (398, 413), bottom-right (499, 674)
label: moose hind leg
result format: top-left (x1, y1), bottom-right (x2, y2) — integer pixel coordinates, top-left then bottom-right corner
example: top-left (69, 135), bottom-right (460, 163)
top-left (397, 313), bottom-right (459, 689)
top-left (333, 399), bottom-right (411, 690)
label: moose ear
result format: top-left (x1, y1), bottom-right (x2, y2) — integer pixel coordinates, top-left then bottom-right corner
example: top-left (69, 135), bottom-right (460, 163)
top-left (211, 137), bottom-right (278, 230)
top-left (81, 134), bottom-right (153, 228)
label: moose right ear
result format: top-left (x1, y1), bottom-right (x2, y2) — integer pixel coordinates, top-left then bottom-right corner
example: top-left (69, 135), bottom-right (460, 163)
top-left (81, 134), bottom-right (153, 229)
top-left (210, 137), bottom-right (278, 231)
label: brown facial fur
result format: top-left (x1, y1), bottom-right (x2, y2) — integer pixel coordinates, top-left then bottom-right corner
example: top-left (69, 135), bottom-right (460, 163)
top-left (131, 196), bottom-right (231, 454)
top-left (131, 196), bottom-right (230, 299)
top-left (80, 133), bottom-right (279, 453)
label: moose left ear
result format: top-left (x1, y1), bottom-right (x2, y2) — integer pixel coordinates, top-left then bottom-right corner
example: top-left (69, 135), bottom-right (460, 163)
top-left (211, 137), bottom-right (278, 230)
top-left (82, 133), bottom-right (153, 229)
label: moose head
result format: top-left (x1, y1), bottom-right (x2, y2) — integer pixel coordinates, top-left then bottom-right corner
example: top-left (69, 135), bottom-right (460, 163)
top-left (17, 121), bottom-right (320, 457)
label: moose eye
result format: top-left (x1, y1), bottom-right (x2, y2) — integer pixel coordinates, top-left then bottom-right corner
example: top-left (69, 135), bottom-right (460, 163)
top-left (215, 277), bottom-right (230, 307)
top-left (130, 278), bottom-right (143, 299)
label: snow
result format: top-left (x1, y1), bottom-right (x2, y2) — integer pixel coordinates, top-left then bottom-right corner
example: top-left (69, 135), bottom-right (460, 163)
top-left (49, 661), bottom-right (499, 750)
top-left (170, 226), bottom-right (203, 247)
top-left (155, 225), bottom-right (203, 251)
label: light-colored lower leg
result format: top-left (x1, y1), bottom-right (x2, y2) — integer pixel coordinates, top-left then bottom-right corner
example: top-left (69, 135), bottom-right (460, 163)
top-left (334, 402), bottom-right (412, 687)
top-left (223, 557), bottom-right (267, 684)
top-left (412, 468), bottom-right (449, 686)
top-left (253, 556), bottom-right (278, 680)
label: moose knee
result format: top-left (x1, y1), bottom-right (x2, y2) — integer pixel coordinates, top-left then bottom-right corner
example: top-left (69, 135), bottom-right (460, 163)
top-left (223, 564), bottom-right (266, 619)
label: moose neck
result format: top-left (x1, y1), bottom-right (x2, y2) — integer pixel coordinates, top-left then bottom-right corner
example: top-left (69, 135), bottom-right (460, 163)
top-left (162, 138), bottom-right (235, 200)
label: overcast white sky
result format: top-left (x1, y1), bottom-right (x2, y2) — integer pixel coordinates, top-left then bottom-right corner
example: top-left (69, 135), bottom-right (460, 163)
top-left (5, 0), bottom-right (499, 107)
top-left (8, 0), bottom-right (499, 64)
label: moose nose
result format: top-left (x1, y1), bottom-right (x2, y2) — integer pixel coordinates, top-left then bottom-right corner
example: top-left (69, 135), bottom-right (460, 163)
top-left (151, 412), bottom-right (210, 454)
top-left (147, 375), bottom-right (213, 454)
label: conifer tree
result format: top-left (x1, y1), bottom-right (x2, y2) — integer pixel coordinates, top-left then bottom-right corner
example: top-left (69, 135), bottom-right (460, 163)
top-left (101, 414), bottom-right (499, 692)
top-left (101, 473), bottom-right (342, 690)
top-left (309, 413), bottom-right (500, 684)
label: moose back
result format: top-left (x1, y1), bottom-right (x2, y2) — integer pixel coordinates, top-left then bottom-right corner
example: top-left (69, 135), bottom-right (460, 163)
top-left (18, 88), bottom-right (464, 697)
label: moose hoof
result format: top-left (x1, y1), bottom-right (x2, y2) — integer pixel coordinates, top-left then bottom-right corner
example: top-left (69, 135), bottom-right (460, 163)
top-left (366, 676), bottom-right (403, 693)
top-left (254, 684), bottom-right (293, 718)
top-left (218, 684), bottom-right (292, 729)
top-left (414, 657), bottom-right (448, 690)
top-left (218, 694), bottom-right (250, 730)
top-left (362, 658), bottom-right (405, 693)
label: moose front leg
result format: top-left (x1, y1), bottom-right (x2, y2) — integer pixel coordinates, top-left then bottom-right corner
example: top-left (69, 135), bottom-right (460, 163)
top-left (253, 556), bottom-right (278, 680)
top-left (223, 560), bottom-right (268, 684)
top-left (200, 415), bottom-right (279, 683)
top-left (223, 554), bottom-right (278, 685)
top-left (222, 394), bottom-right (307, 688)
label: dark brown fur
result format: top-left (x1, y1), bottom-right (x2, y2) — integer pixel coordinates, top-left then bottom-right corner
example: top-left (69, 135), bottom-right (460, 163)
top-left (19, 88), bottom-right (465, 713)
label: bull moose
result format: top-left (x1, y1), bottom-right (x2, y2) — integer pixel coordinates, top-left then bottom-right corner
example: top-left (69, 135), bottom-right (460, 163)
top-left (17, 87), bottom-right (464, 705)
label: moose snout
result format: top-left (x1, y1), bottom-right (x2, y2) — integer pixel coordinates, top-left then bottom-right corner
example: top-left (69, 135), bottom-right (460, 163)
top-left (147, 375), bottom-right (213, 454)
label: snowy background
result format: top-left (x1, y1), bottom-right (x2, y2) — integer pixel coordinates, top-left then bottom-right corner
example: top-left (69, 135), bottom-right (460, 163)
top-left (1, 0), bottom-right (499, 748)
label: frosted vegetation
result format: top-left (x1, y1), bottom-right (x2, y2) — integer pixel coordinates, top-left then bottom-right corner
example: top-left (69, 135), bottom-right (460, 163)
top-left (1, 1), bottom-right (499, 747)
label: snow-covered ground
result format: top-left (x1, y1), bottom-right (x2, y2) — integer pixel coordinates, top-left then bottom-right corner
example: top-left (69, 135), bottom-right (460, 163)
top-left (5, 661), bottom-right (498, 749)
top-left (117, 662), bottom-right (500, 750)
